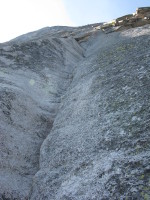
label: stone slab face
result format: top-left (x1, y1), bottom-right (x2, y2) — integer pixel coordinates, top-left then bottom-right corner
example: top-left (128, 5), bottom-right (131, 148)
top-left (0, 31), bottom-right (83, 199)
top-left (0, 21), bottom-right (150, 199)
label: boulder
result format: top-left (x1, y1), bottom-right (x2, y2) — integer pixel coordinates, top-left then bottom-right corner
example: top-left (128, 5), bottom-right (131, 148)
top-left (136, 7), bottom-right (150, 18)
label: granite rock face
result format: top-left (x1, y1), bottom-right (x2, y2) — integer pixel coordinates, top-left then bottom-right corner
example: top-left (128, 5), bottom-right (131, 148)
top-left (0, 22), bottom-right (150, 199)
top-left (0, 29), bottom-right (84, 199)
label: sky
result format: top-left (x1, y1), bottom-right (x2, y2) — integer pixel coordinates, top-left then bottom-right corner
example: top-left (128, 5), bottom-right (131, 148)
top-left (0, 0), bottom-right (149, 43)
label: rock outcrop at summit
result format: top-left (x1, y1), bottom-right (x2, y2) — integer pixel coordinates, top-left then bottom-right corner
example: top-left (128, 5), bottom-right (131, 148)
top-left (101, 7), bottom-right (150, 33)
top-left (0, 9), bottom-right (150, 200)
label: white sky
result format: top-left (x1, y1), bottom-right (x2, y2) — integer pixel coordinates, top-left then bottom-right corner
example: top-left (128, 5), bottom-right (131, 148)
top-left (0, 0), bottom-right (74, 43)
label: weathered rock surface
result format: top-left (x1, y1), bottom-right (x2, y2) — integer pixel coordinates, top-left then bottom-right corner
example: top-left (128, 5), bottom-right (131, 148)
top-left (101, 7), bottom-right (150, 33)
top-left (0, 17), bottom-right (150, 200)
top-left (0, 28), bottom-right (84, 199)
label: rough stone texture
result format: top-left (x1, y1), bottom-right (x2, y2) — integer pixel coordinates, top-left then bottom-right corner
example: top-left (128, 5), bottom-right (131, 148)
top-left (101, 7), bottom-right (150, 33)
top-left (0, 22), bottom-right (150, 199)
top-left (0, 30), bottom-right (84, 199)
top-left (136, 7), bottom-right (150, 18)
